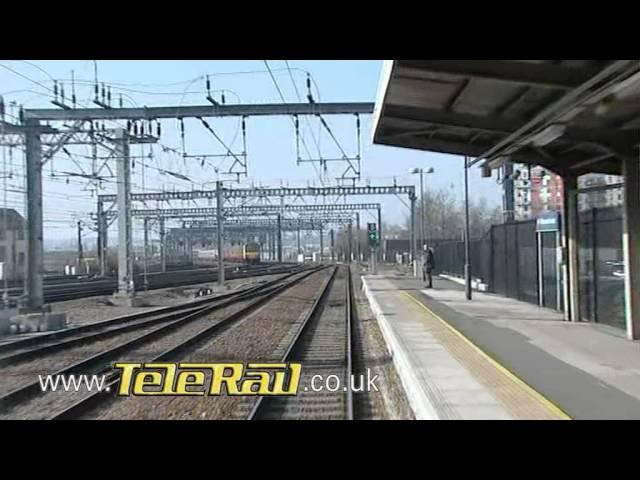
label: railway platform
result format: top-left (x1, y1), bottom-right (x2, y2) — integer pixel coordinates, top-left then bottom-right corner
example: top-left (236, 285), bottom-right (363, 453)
top-left (362, 268), bottom-right (640, 420)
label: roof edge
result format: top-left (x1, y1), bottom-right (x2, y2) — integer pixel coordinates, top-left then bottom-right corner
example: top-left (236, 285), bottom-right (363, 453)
top-left (371, 60), bottom-right (396, 144)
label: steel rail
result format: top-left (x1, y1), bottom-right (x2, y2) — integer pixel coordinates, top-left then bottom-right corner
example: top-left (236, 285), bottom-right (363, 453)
top-left (345, 266), bottom-right (355, 420)
top-left (50, 266), bottom-right (331, 420)
top-left (0, 266), bottom-right (306, 356)
top-left (0, 267), bottom-right (326, 414)
top-left (246, 265), bottom-right (355, 420)
top-left (0, 268), bottom-right (309, 366)
top-left (4, 263), bottom-right (299, 304)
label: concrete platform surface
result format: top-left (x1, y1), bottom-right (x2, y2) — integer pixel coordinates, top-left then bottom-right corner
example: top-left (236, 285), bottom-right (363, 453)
top-left (362, 270), bottom-right (640, 420)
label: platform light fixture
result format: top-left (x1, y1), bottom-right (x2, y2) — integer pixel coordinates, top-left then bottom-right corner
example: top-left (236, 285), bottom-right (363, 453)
top-left (409, 167), bottom-right (435, 253)
top-left (612, 70), bottom-right (640, 99)
top-left (528, 124), bottom-right (566, 147)
top-left (488, 155), bottom-right (510, 169)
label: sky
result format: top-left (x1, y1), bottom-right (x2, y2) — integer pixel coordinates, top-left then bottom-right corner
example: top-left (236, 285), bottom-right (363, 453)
top-left (0, 60), bottom-right (502, 246)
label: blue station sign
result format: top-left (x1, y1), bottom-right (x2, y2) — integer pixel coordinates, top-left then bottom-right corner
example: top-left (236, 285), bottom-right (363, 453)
top-left (536, 211), bottom-right (561, 232)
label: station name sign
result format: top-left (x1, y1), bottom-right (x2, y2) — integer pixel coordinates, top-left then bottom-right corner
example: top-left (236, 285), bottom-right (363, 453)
top-left (536, 211), bottom-right (561, 232)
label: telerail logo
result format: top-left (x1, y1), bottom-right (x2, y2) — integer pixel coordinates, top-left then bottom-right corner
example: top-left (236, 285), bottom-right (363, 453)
top-left (113, 362), bottom-right (301, 396)
top-left (538, 218), bottom-right (557, 225)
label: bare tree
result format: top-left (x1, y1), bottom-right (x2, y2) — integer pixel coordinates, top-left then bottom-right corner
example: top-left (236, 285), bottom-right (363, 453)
top-left (405, 186), bottom-right (501, 241)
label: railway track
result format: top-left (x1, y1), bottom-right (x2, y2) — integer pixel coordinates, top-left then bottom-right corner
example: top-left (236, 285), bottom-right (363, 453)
top-left (4, 263), bottom-right (298, 304)
top-left (0, 265), bottom-right (328, 420)
top-left (247, 264), bottom-right (355, 420)
top-left (0, 267), bottom-right (308, 368)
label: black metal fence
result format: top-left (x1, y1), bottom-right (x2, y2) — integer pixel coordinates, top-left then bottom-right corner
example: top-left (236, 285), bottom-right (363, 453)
top-left (433, 207), bottom-right (625, 328)
top-left (435, 220), bottom-right (542, 304)
top-left (578, 207), bottom-right (625, 329)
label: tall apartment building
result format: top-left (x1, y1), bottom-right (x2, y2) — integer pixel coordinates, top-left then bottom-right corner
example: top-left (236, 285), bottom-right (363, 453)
top-left (530, 166), bottom-right (564, 217)
top-left (509, 163), bottom-right (564, 220)
top-left (506, 164), bottom-right (622, 221)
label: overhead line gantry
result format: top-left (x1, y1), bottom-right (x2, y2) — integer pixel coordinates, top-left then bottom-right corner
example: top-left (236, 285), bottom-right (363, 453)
top-left (2, 101), bottom-right (374, 308)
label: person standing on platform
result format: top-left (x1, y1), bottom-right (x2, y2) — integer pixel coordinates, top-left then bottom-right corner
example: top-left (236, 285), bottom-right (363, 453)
top-left (423, 247), bottom-right (435, 288)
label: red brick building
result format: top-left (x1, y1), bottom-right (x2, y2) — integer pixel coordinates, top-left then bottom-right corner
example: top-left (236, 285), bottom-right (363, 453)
top-left (530, 167), bottom-right (564, 217)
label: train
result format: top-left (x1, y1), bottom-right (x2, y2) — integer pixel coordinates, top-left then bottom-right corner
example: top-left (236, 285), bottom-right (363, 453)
top-left (193, 241), bottom-right (262, 266)
top-left (224, 242), bottom-right (261, 264)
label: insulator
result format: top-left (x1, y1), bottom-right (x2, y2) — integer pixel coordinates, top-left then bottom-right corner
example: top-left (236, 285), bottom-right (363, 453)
top-left (132, 157), bottom-right (135, 169)
top-left (72, 93), bottom-right (77, 106)
top-left (294, 115), bottom-right (299, 130)
top-left (141, 122), bottom-right (145, 135)
top-left (206, 75), bottom-right (211, 93)
top-left (101, 83), bottom-right (106, 100)
top-left (180, 118), bottom-right (185, 135)
top-left (306, 74), bottom-right (311, 91)
top-left (148, 120), bottom-right (153, 134)
top-left (126, 120), bottom-right (132, 132)
top-left (54, 81), bottom-right (58, 97)
top-left (101, 122), bottom-right (105, 131)
top-left (119, 94), bottom-right (123, 108)
top-left (134, 122), bottom-right (139, 136)
top-left (156, 121), bottom-right (161, 137)
top-left (60, 83), bottom-right (65, 101)
top-left (94, 83), bottom-right (99, 98)
top-left (221, 92), bottom-right (226, 104)
top-left (356, 114), bottom-right (360, 129)
top-left (19, 106), bottom-right (24, 124)
top-left (107, 87), bottom-right (112, 106)
top-left (0, 96), bottom-right (4, 119)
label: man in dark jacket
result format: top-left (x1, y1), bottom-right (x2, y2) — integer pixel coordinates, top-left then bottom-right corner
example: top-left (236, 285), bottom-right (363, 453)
top-left (423, 248), bottom-right (435, 288)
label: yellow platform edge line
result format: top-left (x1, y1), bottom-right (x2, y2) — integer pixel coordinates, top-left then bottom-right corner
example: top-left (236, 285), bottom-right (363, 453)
top-left (402, 291), bottom-right (572, 420)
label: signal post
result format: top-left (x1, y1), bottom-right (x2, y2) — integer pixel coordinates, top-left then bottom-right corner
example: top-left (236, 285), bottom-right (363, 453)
top-left (367, 223), bottom-right (379, 275)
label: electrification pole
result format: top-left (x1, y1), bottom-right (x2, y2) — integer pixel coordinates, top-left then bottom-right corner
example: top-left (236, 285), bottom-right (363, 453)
top-left (464, 155), bottom-right (472, 300)
top-left (143, 217), bottom-right (149, 290)
top-left (216, 180), bottom-right (225, 288)
top-left (115, 129), bottom-right (134, 299)
top-left (330, 229), bottom-right (335, 262)
top-left (159, 217), bottom-right (166, 273)
top-left (24, 119), bottom-right (44, 310)
top-left (277, 214), bottom-right (283, 263)
top-left (420, 170), bottom-right (425, 254)
top-left (355, 213), bottom-right (361, 263)
top-left (77, 221), bottom-right (84, 272)
top-left (410, 194), bottom-right (416, 277)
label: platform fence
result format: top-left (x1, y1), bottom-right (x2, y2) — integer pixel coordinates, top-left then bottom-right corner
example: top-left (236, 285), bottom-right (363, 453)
top-left (432, 207), bottom-right (624, 328)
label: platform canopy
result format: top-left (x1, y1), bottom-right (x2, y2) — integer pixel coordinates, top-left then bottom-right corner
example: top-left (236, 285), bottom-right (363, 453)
top-left (372, 60), bottom-right (640, 176)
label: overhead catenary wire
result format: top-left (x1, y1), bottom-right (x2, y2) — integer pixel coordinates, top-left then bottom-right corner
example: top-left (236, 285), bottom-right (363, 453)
top-left (1, 61), bottom-right (357, 243)
top-left (263, 60), bottom-right (324, 186)
top-left (284, 60), bottom-right (323, 160)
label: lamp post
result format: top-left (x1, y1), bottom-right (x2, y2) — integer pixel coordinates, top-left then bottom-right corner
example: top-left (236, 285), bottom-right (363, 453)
top-left (410, 167), bottom-right (434, 255)
top-left (463, 156), bottom-right (472, 300)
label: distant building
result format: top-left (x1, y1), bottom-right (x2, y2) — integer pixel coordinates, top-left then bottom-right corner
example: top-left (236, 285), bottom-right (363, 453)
top-left (506, 164), bottom-right (623, 220)
top-left (512, 164), bottom-right (533, 220)
top-left (530, 166), bottom-right (564, 217)
top-left (510, 164), bottom-right (564, 220)
top-left (578, 173), bottom-right (624, 211)
top-left (0, 208), bottom-right (27, 281)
